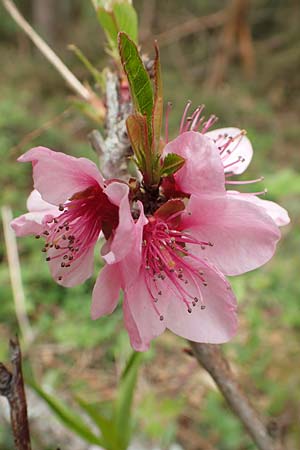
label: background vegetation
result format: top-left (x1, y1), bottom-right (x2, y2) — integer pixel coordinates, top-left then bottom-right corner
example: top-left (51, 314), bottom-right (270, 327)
top-left (0, 0), bottom-right (299, 448)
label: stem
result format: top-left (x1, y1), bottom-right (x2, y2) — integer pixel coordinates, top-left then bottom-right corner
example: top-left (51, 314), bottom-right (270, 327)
top-left (1, 206), bottom-right (34, 346)
top-left (0, 337), bottom-right (32, 450)
top-left (189, 342), bottom-right (283, 450)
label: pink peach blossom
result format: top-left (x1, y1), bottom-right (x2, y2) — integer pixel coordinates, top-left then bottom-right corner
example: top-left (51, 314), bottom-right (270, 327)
top-left (11, 147), bottom-right (134, 287)
top-left (91, 200), bottom-right (238, 351)
top-left (162, 131), bottom-right (285, 275)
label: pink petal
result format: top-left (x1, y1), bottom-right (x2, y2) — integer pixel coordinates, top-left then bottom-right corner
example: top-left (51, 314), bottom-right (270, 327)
top-left (48, 246), bottom-right (94, 287)
top-left (11, 190), bottom-right (59, 237)
top-left (166, 263), bottom-right (237, 343)
top-left (27, 189), bottom-right (56, 211)
top-left (206, 127), bottom-right (253, 175)
top-left (227, 191), bottom-right (290, 227)
top-left (102, 201), bottom-right (148, 287)
top-left (123, 272), bottom-right (168, 351)
top-left (162, 131), bottom-right (225, 195)
top-left (19, 147), bottom-right (104, 205)
top-left (11, 213), bottom-right (46, 237)
top-left (102, 183), bottom-right (135, 263)
top-left (91, 264), bottom-right (121, 319)
top-left (183, 194), bottom-right (281, 276)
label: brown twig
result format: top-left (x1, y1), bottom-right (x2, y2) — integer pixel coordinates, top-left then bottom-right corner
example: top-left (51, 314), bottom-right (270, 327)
top-left (190, 342), bottom-right (283, 450)
top-left (144, 10), bottom-right (226, 47)
top-left (207, 0), bottom-right (255, 88)
top-left (0, 337), bottom-right (32, 450)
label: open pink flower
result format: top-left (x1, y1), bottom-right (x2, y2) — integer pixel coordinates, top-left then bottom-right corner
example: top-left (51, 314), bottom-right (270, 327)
top-left (162, 131), bottom-right (283, 275)
top-left (11, 147), bottom-right (134, 287)
top-left (91, 200), bottom-right (238, 351)
top-left (91, 130), bottom-right (284, 350)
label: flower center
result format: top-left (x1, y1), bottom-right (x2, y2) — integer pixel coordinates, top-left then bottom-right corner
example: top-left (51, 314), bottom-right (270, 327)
top-left (38, 185), bottom-right (119, 278)
top-left (142, 217), bottom-right (213, 319)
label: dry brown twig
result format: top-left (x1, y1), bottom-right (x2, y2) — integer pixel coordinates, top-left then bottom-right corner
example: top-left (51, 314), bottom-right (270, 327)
top-left (144, 9), bottom-right (226, 47)
top-left (0, 337), bottom-right (32, 450)
top-left (190, 343), bottom-right (283, 450)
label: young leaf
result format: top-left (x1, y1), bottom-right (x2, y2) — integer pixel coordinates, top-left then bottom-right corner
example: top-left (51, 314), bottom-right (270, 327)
top-left (118, 32), bottom-right (154, 133)
top-left (30, 382), bottom-right (105, 446)
top-left (114, 351), bottom-right (143, 449)
top-left (113, 3), bottom-right (138, 43)
top-left (96, 2), bottom-right (138, 56)
top-left (160, 153), bottom-right (185, 177)
top-left (126, 113), bottom-right (150, 174)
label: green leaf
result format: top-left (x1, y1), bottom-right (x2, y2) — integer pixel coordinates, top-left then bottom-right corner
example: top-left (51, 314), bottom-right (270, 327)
top-left (118, 32), bottom-right (154, 133)
top-left (152, 42), bottom-right (163, 154)
top-left (113, 3), bottom-right (138, 43)
top-left (114, 351), bottom-right (143, 449)
top-left (96, 2), bottom-right (138, 57)
top-left (160, 153), bottom-right (185, 177)
top-left (76, 397), bottom-right (118, 450)
top-left (97, 7), bottom-right (117, 49)
top-left (30, 382), bottom-right (105, 446)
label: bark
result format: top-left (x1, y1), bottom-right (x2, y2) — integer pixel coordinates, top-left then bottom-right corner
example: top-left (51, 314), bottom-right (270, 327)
top-left (0, 337), bottom-right (31, 450)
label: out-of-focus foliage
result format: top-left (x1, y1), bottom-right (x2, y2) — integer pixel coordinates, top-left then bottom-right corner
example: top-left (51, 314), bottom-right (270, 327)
top-left (0, 0), bottom-right (299, 449)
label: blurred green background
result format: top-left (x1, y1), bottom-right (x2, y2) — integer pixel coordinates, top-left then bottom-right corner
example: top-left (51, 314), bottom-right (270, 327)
top-left (0, 0), bottom-right (299, 449)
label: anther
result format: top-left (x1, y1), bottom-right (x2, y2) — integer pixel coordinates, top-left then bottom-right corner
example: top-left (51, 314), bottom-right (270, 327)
top-left (61, 262), bottom-right (65, 268)
top-left (35, 235), bottom-right (40, 239)
top-left (187, 308), bottom-right (192, 313)
top-left (58, 276), bottom-right (62, 281)
top-left (201, 305), bottom-right (206, 310)
top-left (59, 204), bottom-right (64, 211)
top-left (159, 315), bottom-right (164, 321)
top-left (46, 257), bottom-right (51, 261)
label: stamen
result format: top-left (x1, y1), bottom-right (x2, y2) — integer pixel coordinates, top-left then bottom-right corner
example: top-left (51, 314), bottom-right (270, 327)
top-left (179, 101), bottom-right (192, 134)
top-left (142, 218), bottom-right (211, 317)
top-left (226, 176), bottom-right (264, 185)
